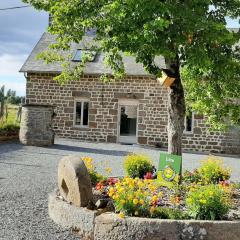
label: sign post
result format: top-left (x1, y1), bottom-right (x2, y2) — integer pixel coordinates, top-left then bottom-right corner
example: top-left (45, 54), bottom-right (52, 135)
top-left (157, 153), bottom-right (182, 185)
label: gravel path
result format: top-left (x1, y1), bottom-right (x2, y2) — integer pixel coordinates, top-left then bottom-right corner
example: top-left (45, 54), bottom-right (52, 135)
top-left (0, 138), bottom-right (239, 240)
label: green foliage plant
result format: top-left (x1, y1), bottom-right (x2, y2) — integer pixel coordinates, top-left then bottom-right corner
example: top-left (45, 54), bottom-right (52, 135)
top-left (197, 156), bottom-right (231, 184)
top-left (124, 154), bottom-right (153, 178)
top-left (150, 207), bottom-right (188, 220)
top-left (186, 184), bottom-right (231, 220)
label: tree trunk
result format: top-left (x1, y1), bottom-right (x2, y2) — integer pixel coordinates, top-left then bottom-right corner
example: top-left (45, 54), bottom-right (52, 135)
top-left (165, 58), bottom-right (186, 156)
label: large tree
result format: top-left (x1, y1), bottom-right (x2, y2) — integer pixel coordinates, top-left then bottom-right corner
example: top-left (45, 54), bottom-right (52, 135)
top-left (24, 0), bottom-right (240, 155)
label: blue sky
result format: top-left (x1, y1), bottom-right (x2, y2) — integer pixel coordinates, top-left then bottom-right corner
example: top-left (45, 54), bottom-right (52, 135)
top-left (0, 1), bottom-right (239, 97)
top-left (0, 0), bottom-right (48, 96)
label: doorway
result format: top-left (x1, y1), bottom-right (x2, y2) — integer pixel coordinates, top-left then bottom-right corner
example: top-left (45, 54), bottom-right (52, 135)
top-left (118, 100), bottom-right (138, 144)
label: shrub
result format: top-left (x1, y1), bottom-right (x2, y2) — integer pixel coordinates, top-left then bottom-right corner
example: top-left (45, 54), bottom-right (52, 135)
top-left (0, 123), bottom-right (20, 131)
top-left (197, 156), bottom-right (231, 184)
top-left (182, 170), bottom-right (201, 184)
top-left (108, 177), bottom-right (183, 219)
top-left (109, 177), bottom-right (160, 217)
top-left (124, 154), bottom-right (153, 178)
top-left (186, 184), bottom-right (231, 220)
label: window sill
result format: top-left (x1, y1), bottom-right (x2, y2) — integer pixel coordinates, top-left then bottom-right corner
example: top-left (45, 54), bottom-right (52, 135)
top-left (72, 125), bottom-right (90, 130)
top-left (183, 131), bottom-right (194, 135)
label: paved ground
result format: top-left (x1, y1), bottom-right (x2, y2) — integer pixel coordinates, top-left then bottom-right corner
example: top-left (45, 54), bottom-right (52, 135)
top-left (0, 138), bottom-right (239, 240)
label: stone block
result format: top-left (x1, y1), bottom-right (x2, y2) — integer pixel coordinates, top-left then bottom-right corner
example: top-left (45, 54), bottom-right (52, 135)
top-left (48, 191), bottom-right (96, 240)
top-left (94, 213), bottom-right (240, 240)
top-left (107, 135), bottom-right (117, 143)
top-left (138, 137), bottom-right (147, 144)
top-left (58, 155), bottom-right (93, 207)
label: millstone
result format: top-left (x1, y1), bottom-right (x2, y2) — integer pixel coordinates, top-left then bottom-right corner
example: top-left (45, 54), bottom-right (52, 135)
top-left (58, 155), bottom-right (93, 207)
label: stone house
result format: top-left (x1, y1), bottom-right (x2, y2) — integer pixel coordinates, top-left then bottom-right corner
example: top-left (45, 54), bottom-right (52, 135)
top-left (20, 32), bottom-right (240, 154)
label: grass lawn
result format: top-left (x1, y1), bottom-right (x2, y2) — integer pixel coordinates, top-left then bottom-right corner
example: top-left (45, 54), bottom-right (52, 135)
top-left (0, 104), bottom-right (20, 131)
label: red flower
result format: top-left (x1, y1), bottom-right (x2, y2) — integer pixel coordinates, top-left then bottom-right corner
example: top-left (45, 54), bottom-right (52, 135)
top-left (219, 180), bottom-right (230, 187)
top-left (144, 172), bottom-right (153, 179)
top-left (107, 177), bottom-right (119, 185)
top-left (96, 182), bottom-right (104, 190)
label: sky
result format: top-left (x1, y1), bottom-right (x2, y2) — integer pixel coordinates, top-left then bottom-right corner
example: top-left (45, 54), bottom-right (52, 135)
top-left (0, 1), bottom-right (239, 97)
top-left (0, 0), bottom-right (48, 96)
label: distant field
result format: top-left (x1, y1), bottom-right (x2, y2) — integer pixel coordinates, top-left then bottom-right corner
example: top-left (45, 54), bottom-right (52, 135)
top-left (0, 104), bottom-right (20, 130)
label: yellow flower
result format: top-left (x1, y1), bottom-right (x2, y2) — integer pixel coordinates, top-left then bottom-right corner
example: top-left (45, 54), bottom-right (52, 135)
top-left (118, 187), bottom-right (124, 193)
top-left (119, 212), bottom-right (125, 219)
top-left (109, 187), bottom-right (115, 193)
top-left (199, 199), bottom-right (207, 204)
top-left (152, 195), bottom-right (158, 202)
top-left (127, 195), bottom-right (133, 201)
top-left (133, 198), bottom-right (139, 205)
top-left (158, 192), bottom-right (163, 197)
top-left (120, 199), bottom-right (126, 204)
top-left (105, 167), bottom-right (112, 174)
top-left (139, 199), bottom-right (144, 205)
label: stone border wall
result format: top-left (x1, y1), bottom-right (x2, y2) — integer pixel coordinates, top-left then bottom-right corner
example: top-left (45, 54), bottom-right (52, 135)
top-left (49, 191), bottom-right (240, 240)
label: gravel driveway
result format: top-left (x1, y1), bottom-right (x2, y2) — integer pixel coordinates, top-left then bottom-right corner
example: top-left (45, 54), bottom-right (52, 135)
top-left (0, 138), bottom-right (239, 240)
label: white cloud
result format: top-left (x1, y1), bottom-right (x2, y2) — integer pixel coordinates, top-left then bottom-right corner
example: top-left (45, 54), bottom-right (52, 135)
top-left (0, 54), bottom-right (27, 96)
top-left (0, 53), bottom-right (27, 77)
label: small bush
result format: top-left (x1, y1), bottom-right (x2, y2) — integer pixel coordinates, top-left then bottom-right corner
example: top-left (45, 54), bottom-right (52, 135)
top-left (186, 184), bottom-right (231, 220)
top-left (109, 177), bottom-right (185, 219)
top-left (182, 170), bottom-right (201, 184)
top-left (109, 177), bottom-right (160, 217)
top-left (124, 154), bottom-right (153, 178)
top-left (0, 123), bottom-right (19, 131)
top-left (198, 156), bottom-right (231, 184)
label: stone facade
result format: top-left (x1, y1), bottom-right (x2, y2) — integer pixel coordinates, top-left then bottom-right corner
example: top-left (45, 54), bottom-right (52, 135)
top-left (25, 73), bottom-right (240, 154)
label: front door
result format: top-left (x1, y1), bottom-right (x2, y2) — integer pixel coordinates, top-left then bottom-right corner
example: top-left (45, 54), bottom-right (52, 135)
top-left (118, 103), bottom-right (138, 144)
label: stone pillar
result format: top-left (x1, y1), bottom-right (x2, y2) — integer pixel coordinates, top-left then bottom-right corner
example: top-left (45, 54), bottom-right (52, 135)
top-left (19, 104), bottom-right (55, 146)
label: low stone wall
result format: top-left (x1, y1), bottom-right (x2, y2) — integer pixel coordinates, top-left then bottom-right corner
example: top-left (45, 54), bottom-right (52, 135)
top-left (49, 191), bottom-right (240, 240)
top-left (49, 192), bottom-right (97, 240)
top-left (19, 104), bottom-right (55, 146)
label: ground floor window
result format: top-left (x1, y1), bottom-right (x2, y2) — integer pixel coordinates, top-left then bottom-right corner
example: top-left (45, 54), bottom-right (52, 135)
top-left (74, 99), bottom-right (89, 127)
top-left (184, 112), bottom-right (194, 133)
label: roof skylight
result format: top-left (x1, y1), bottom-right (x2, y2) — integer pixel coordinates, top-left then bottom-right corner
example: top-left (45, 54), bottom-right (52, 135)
top-left (72, 49), bottom-right (96, 62)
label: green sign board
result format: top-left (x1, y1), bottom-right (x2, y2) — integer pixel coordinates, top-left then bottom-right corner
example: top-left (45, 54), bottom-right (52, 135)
top-left (157, 153), bottom-right (182, 184)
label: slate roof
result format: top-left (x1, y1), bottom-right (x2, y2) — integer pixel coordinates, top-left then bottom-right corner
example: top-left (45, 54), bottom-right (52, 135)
top-left (20, 32), bottom-right (166, 75)
top-left (20, 28), bottom-right (239, 75)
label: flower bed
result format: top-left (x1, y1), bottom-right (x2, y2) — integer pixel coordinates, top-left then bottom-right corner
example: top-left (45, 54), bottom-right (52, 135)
top-left (49, 154), bottom-right (240, 239)
top-left (89, 155), bottom-right (240, 221)
top-left (49, 191), bottom-right (240, 240)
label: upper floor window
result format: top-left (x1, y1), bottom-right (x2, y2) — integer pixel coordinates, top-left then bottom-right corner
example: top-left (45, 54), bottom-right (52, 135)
top-left (72, 49), bottom-right (96, 62)
top-left (74, 99), bottom-right (89, 127)
top-left (184, 112), bottom-right (194, 133)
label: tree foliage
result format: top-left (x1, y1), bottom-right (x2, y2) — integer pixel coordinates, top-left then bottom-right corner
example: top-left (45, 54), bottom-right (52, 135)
top-left (23, 0), bottom-right (240, 128)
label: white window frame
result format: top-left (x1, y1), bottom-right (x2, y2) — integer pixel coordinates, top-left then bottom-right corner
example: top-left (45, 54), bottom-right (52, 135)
top-left (73, 98), bottom-right (89, 128)
top-left (184, 112), bottom-right (194, 134)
